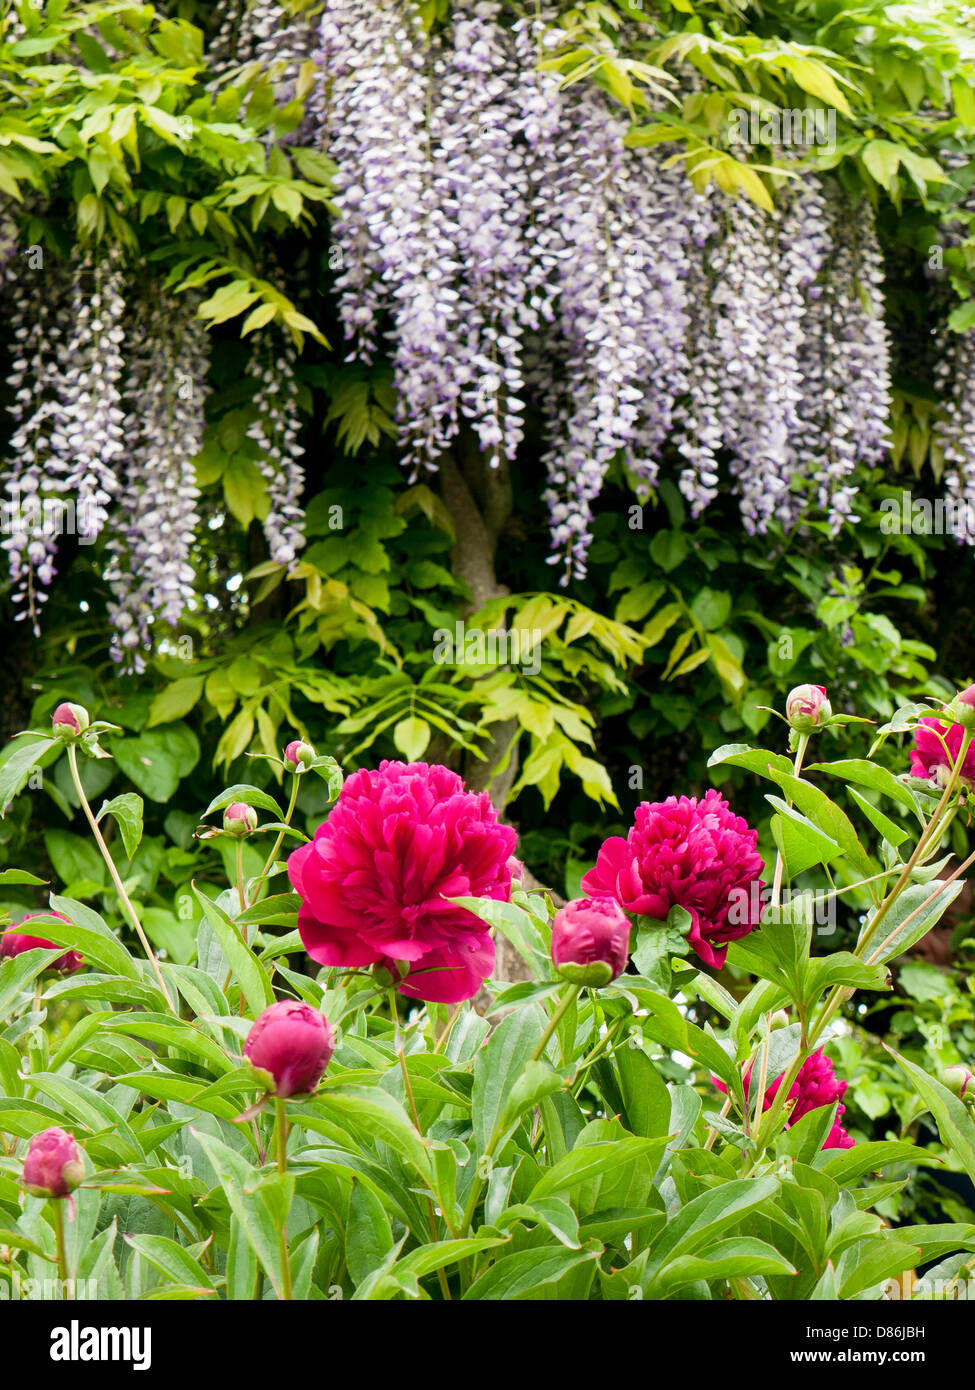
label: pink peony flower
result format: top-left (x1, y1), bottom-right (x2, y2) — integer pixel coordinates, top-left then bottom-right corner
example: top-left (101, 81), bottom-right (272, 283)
top-left (22, 1127), bottom-right (84, 1198)
top-left (0, 912), bottom-right (82, 975)
top-left (581, 790), bottom-right (763, 969)
top-left (244, 1000), bottom-right (334, 1098)
top-left (716, 1048), bottom-right (854, 1150)
top-left (288, 761), bottom-right (516, 1003)
top-left (909, 717), bottom-right (975, 787)
top-left (551, 895), bottom-right (631, 986)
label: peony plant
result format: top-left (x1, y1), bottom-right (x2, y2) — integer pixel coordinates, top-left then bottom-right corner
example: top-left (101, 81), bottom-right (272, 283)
top-left (3, 687), bottom-right (975, 1301)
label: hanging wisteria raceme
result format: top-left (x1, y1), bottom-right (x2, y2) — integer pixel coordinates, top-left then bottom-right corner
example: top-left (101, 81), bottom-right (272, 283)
top-left (208, 0), bottom-right (280, 78)
top-left (320, 0), bottom-right (470, 473)
top-left (934, 328), bottom-right (975, 541)
top-left (536, 85), bottom-right (650, 580)
top-left (722, 174), bottom-right (831, 535)
top-left (772, 175), bottom-right (832, 530)
top-left (104, 292), bottom-right (209, 672)
top-left (931, 150), bottom-right (975, 539)
top-left (430, 0), bottom-right (533, 465)
top-left (246, 332), bottom-right (308, 566)
top-left (792, 191), bottom-right (892, 530)
top-left (209, 0), bottom-right (322, 141)
top-left (0, 260), bottom-right (75, 631)
top-left (61, 251), bottom-right (127, 545)
top-left (624, 146), bottom-right (703, 484)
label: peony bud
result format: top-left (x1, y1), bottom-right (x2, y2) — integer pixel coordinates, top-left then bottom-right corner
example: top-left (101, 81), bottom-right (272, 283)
top-left (223, 802), bottom-right (258, 836)
top-left (243, 1000), bottom-right (335, 1098)
top-left (947, 685), bottom-right (975, 732)
top-left (785, 684), bottom-right (832, 733)
top-left (551, 895), bottom-right (631, 988)
top-left (943, 1065), bottom-right (975, 1102)
top-left (22, 1127), bottom-right (84, 1198)
top-left (0, 912), bottom-right (82, 975)
top-left (506, 855), bottom-right (525, 887)
top-left (283, 739), bottom-right (316, 772)
top-left (769, 1009), bottom-right (790, 1030)
top-left (51, 702), bottom-right (89, 737)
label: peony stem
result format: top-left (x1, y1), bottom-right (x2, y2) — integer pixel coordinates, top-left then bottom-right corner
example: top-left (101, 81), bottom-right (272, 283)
top-left (770, 732), bottom-right (810, 910)
top-left (274, 1098), bottom-right (293, 1302)
top-left (433, 1000), bottom-right (465, 1054)
top-left (66, 744), bottom-right (175, 1013)
top-left (855, 725), bottom-right (973, 960)
top-left (256, 775), bottom-right (301, 906)
top-left (570, 1015), bottom-right (627, 1099)
top-left (52, 1200), bottom-right (69, 1296)
top-left (235, 840), bottom-right (248, 925)
top-left (530, 983), bottom-right (582, 1064)
top-left (387, 990), bottom-right (454, 1293)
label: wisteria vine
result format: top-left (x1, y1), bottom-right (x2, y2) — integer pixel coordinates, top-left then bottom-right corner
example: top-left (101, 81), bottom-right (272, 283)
top-left (313, 0), bottom-right (901, 578)
top-left (0, 0), bottom-right (967, 658)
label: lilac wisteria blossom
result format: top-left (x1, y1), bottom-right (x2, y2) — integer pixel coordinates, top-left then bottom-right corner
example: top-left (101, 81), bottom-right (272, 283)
top-left (934, 329), bottom-right (975, 541)
top-left (1, 252), bottom-right (126, 630)
top-left (431, 0), bottom-right (533, 465)
top-left (62, 252), bottom-right (127, 545)
top-left (209, 0), bottom-right (322, 141)
top-left (793, 192), bottom-right (891, 529)
top-left (104, 293), bottom-right (209, 672)
top-left (0, 261), bottom-right (75, 630)
top-left (246, 332), bottom-right (307, 567)
top-left (321, 0), bottom-right (467, 472)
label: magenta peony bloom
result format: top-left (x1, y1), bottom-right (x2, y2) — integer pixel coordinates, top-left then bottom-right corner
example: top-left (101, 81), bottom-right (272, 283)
top-left (288, 761), bottom-right (516, 1003)
top-left (581, 790), bottom-right (763, 969)
top-left (551, 895), bottom-right (631, 986)
top-left (22, 1127), bottom-right (84, 1198)
top-left (909, 717), bottom-right (975, 787)
top-left (716, 1049), bottom-right (854, 1150)
top-left (785, 684), bottom-right (831, 732)
top-left (0, 912), bottom-right (82, 975)
top-left (244, 1000), bottom-right (334, 1098)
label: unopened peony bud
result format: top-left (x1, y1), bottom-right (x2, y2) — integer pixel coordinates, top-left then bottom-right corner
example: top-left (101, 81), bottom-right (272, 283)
top-left (785, 684), bottom-right (832, 733)
top-left (51, 702), bottom-right (89, 737)
top-left (283, 739), bottom-right (316, 772)
top-left (769, 1009), bottom-right (790, 1030)
top-left (22, 1127), bottom-right (84, 1198)
top-left (506, 855), bottom-right (525, 886)
top-left (551, 895), bottom-right (631, 988)
top-left (944, 1065), bottom-right (975, 1101)
top-left (223, 802), bottom-right (258, 836)
top-left (243, 1000), bottom-right (335, 1098)
top-left (947, 685), bottom-right (975, 732)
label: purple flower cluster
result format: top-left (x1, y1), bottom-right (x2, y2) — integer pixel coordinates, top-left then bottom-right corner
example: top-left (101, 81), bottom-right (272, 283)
top-left (315, 1), bottom-right (898, 572)
top-left (935, 328), bottom-right (975, 540)
top-left (1, 253), bottom-right (125, 632)
top-left (1, 261), bottom-right (75, 630)
top-left (104, 291), bottom-right (209, 672)
top-left (792, 190), bottom-right (891, 529)
top-left (246, 332), bottom-right (308, 567)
